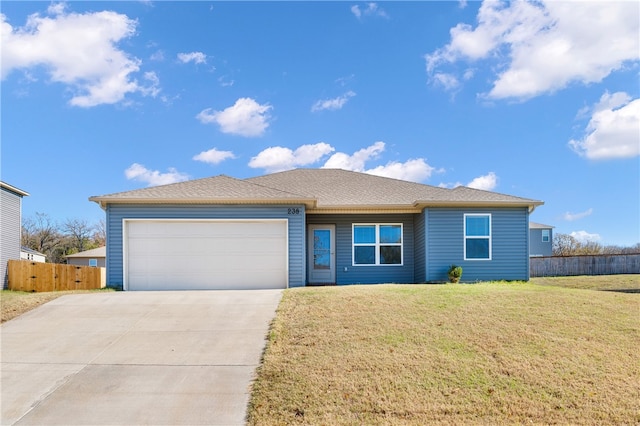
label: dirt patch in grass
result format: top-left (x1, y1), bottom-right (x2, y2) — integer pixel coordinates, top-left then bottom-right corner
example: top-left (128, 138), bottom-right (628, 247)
top-left (248, 282), bottom-right (639, 425)
top-left (0, 289), bottom-right (114, 323)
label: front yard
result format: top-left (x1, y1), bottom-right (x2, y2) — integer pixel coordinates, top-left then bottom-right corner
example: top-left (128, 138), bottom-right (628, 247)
top-left (248, 276), bottom-right (639, 425)
top-left (3, 276), bottom-right (638, 424)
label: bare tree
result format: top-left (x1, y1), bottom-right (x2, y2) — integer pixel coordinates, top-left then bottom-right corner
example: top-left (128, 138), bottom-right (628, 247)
top-left (62, 218), bottom-right (95, 254)
top-left (21, 212), bottom-right (63, 262)
top-left (553, 233), bottom-right (639, 256)
top-left (92, 219), bottom-right (106, 247)
top-left (552, 233), bottom-right (580, 256)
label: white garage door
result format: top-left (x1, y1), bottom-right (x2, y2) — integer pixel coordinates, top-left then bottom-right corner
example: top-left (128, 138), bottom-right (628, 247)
top-left (125, 219), bottom-right (288, 290)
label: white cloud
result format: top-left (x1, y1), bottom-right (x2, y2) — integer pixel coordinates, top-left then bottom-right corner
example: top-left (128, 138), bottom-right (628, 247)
top-left (193, 148), bottom-right (236, 165)
top-left (249, 142), bottom-right (335, 173)
top-left (569, 92), bottom-right (640, 160)
top-left (351, 3), bottom-right (388, 19)
top-left (425, 1), bottom-right (640, 100)
top-left (323, 141), bottom-right (386, 171)
top-left (322, 141), bottom-right (436, 183)
top-left (365, 159), bottom-right (436, 183)
top-left (563, 208), bottom-right (593, 222)
top-left (124, 163), bottom-right (189, 187)
top-left (47, 3), bottom-right (66, 15)
top-left (196, 97), bottom-right (272, 137)
top-left (432, 73), bottom-right (459, 91)
top-left (150, 50), bottom-right (165, 61)
top-left (249, 140), bottom-right (438, 183)
top-left (177, 51), bottom-right (207, 64)
top-left (1, 7), bottom-right (157, 107)
top-left (570, 230), bottom-right (601, 243)
top-left (467, 172), bottom-right (497, 191)
top-left (311, 91), bottom-right (356, 112)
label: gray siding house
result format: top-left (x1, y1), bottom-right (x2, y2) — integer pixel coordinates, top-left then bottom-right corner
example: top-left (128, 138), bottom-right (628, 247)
top-left (529, 222), bottom-right (554, 257)
top-left (65, 246), bottom-right (106, 267)
top-left (90, 169), bottom-right (543, 290)
top-left (1, 182), bottom-right (29, 289)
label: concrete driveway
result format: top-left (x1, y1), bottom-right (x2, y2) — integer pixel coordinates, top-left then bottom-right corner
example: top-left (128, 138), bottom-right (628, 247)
top-left (1, 290), bottom-right (283, 425)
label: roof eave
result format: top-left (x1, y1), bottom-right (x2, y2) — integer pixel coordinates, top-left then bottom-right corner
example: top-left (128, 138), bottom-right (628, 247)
top-left (309, 205), bottom-right (422, 214)
top-left (88, 197), bottom-right (317, 210)
top-left (414, 200), bottom-right (544, 213)
top-left (1, 182), bottom-right (29, 197)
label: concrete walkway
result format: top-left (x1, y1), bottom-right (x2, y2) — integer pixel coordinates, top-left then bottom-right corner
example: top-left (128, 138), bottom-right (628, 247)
top-left (1, 290), bottom-right (283, 425)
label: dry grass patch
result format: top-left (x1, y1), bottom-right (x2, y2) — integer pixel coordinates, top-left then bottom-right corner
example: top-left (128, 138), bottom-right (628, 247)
top-left (0, 289), bottom-right (114, 323)
top-left (248, 282), bottom-right (639, 425)
top-left (531, 274), bottom-right (640, 292)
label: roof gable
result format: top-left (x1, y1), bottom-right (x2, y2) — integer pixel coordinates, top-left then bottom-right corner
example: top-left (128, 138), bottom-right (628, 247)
top-left (65, 246), bottom-right (107, 258)
top-left (90, 175), bottom-right (315, 208)
top-left (247, 168), bottom-right (453, 207)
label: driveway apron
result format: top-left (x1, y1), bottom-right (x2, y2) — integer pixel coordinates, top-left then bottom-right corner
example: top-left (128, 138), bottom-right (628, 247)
top-left (1, 290), bottom-right (283, 426)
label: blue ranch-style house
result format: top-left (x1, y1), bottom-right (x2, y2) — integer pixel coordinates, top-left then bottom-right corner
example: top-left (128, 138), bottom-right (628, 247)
top-left (90, 168), bottom-right (543, 290)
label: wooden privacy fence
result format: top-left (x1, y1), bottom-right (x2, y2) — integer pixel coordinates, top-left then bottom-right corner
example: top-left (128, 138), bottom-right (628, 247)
top-left (530, 254), bottom-right (640, 277)
top-left (7, 260), bottom-right (106, 292)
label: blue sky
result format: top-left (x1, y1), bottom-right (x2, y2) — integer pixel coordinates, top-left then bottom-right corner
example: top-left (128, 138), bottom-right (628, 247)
top-left (2, 1), bottom-right (639, 246)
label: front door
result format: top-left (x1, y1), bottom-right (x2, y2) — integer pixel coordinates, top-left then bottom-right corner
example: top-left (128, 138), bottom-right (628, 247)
top-left (308, 224), bottom-right (335, 284)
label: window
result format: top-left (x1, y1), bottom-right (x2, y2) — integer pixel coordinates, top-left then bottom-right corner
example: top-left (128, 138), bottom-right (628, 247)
top-left (541, 229), bottom-right (550, 243)
top-left (464, 214), bottom-right (491, 260)
top-left (89, 259), bottom-right (98, 267)
top-left (353, 224), bottom-right (402, 265)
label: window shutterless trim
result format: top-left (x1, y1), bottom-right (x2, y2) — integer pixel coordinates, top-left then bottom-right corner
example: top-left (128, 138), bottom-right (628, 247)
top-left (352, 223), bottom-right (403, 266)
top-left (541, 229), bottom-right (550, 242)
top-left (463, 213), bottom-right (492, 261)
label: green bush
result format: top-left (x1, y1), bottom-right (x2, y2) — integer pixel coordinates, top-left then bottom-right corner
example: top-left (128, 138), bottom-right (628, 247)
top-left (448, 265), bottom-right (463, 283)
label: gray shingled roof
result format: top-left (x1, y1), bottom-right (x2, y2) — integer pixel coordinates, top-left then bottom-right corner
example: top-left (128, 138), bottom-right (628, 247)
top-left (90, 175), bottom-right (315, 208)
top-left (65, 246), bottom-right (106, 258)
top-left (247, 168), bottom-right (453, 207)
top-left (90, 168), bottom-right (543, 211)
top-left (529, 221), bottom-right (554, 229)
top-left (247, 169), bottom-right (542, 209)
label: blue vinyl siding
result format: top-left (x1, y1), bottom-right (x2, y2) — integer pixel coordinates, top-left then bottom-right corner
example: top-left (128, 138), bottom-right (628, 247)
top-left (105, 204), bottom-right (306, 289)
top-left (414, 212), bottom-right (426, 283)
top-left (425, 207), bottom-right (530, 282)
top-left (529, 228), bottom-right (553, 256)
top-left (307, 214), bottom-right (415, 284)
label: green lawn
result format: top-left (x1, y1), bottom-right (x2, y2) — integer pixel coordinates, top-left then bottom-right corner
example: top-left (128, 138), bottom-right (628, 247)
top-left (248, 277), bottom-right (639, 425)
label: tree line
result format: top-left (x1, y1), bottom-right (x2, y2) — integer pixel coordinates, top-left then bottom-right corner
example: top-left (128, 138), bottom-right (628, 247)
top-left (21, 213), bottom-right (105, 264)
top-left (552, 233), bottom-right (640, 256)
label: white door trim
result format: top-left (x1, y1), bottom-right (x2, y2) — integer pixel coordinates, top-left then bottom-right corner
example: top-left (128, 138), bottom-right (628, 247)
top-left (307, 224), bottom-right (336, 284)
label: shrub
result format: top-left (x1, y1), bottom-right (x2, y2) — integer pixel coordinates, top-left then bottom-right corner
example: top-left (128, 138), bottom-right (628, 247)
top-left (448, 265), bottom-right (463, 283)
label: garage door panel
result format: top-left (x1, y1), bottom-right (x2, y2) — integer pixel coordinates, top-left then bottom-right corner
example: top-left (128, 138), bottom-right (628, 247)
top-left (125, 220), bottom-right (287, 290)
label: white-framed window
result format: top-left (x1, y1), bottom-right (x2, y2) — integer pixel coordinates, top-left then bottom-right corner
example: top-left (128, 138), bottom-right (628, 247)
top-left (464, 214), bottom-right (491, 260)
top-left (541, 229), bottom-right (550, 242)
top-left (352, 223), bottom-right (403, 266)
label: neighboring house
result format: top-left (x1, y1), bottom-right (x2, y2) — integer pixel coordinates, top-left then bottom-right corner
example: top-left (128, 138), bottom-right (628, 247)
top-left (1, 181), bottom-right (29, 289)
top-left (529, 222), bottom-right (554, 257)
top-left (65, 246), bottom-right (106, 267)
top-left (90, 168), bottom-right (543, 291)
top-left (20, 246), bottom-right (46, 263)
